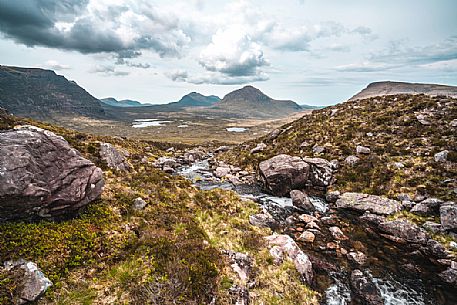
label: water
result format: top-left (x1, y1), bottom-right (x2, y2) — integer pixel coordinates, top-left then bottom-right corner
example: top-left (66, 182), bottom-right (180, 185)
top-left (132, 119), bottom-right (172, 128)
top-left (226, 127), bottom-right (248, 133)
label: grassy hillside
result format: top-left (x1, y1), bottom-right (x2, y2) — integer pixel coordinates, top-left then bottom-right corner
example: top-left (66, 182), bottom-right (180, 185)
top-left (220, 94), bottom-right (457, 200)
top-left (0, 110), bottom-right (317, 305)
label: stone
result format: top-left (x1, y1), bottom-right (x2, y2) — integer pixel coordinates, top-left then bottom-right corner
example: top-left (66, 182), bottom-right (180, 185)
top-left (422, 221), bottom-right (443, 234)
top-left (306, 221), bottom-right (320, 230)
top-left (155, 156), bottom-right (178, 169)
top-left (344, 155), bottom-right (360, 166)
top-left (439, 267), bottom-right (457, 286)
top-left (133, 197), bottom-right (147, 210)
top-left (215, 166), bottom-right (231, 178)
top-left (290, 190), bottom-right (315, 212)
top-left (298, 214), bottom-right (318, 223)
top-left (249, 213), bottom-right (278, 229)
top-left (258, 154), bottom-right (310, 196)
top-left (416, 114), bottom-right (431, 125)
top-left (162, 166), bottom-right (175, 174)
top-left (0, 126), bottom-right (104, 222)
top-left (228, 285), bottom-right (250, 305)
top-left (410, 203), bottom-right (432, 216)
top-left (326, 190), bottom-right (341, 203)
top-left (356, 145), bottom-right (371, 155)
top-left (99, 142), bottom-right (130, 171)
top-left (265, 234), bottom-right (313, 284)
top-left (347, 251), bottom-right (367, 266)
top-left (411, 198), bottom-right (443, 216)
top-left (183, 148), bottom-right (206, 163)
top-left (336, 193), bottom-right (402, 215)
top-left (329, 226), bottom-right (349, 241)
top-left (451, 119), bottom-right (457, 127)
top-left (250, 143), bottom-right (267, 154)
top-left (312, 145), bottom-right (326, 154)
top-left (350, 270), bottom-right (383, 305)
top-left (302, 157), bottom-right (334, 187)
top-left (269, 246), bottom-right (285, 265)
top-left (215, 145), bottom-right (230, 153)
top-left (434, 150), bottom-right (449, 162)
top-left (223, 250), bottom-right (253, 284)
top-left (393, 162), bottom-right (405, 169)
top-left (440, 202), bottom-right (457, 231)
top-left (4, 259), bottom-right (52, 305)
top-left (298, 231), bottom-right (315, 243)
top-left (266, 129), bottom-right (281, 141)
top-left (377, 219), bottom-right (429, 244)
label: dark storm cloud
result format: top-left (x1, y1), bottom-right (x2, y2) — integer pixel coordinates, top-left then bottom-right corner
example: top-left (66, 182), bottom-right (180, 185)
top-left (0, 0), bottom-right (189, 59)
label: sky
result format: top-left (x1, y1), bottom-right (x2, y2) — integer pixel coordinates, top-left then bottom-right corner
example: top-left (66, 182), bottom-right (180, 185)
top-left (0, 0), bottom-right (456, 106)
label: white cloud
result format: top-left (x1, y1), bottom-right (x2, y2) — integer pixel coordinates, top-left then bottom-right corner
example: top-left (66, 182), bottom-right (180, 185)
top-left (44, 60), bottom-right (71, 70)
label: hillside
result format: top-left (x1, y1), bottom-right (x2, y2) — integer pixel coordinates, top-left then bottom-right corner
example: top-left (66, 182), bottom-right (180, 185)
top-left (100, 97), bottom-right (146, 107)
top-left (171, 92), bottom-right (221, 108)
top-left (349, 81), bottom-right (457, 101)
top-left (0, 65), bottom-right (106, 119)
top-left (213, 86), bottom-right (303, 118)
top-left (220, 94), bottom-right (457, 200)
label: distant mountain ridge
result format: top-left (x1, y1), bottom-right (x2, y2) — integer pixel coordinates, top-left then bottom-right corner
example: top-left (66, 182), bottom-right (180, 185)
top-left (0, 65), bottom-right (106, 119)
top-left (100, 97), bottom-right (147, 107)
top-left (213, 85), bottom-right (303, 118)
top-left (349, 81), bottom-right (457, 101)
top-left (171, 92), bottom-right (220, 108)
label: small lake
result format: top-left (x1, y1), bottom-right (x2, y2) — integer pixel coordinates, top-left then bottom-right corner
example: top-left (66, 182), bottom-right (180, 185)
top-left (132, 119), bottom-right (172, 128)
top-left (226, 127), bottom-right (248, 133)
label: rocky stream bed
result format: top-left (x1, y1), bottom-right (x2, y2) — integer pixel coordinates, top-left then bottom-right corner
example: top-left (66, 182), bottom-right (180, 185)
top-left (156, 148), bottom-right (457, 305)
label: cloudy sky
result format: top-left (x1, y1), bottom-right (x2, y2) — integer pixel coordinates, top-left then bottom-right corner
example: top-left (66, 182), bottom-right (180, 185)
top-left (0, 0), bottom-right (456, 105)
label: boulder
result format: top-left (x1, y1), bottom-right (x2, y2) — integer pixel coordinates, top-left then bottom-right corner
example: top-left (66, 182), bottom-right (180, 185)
top-left (439, 267), bottom-right (457, 286)
top-left (377, 219), bottom-right (429, 244)
top-left (133, 197), bottom-right (147, 210)
top-left (347, 251), bottom-right (367, 266)
top-left (249, 213), bottom-right (278, 229)
top-left (312, 145), bottom-right (325, 154)
top-left (259, 154), bottom-right (309, 196)
top-left (99, 142), bottom-right (130, 171)
top-left (265, 234), bottom-right (313, 284)
top-left (434, 150), bottom-right (449, 162)
top-left (356, 145), bottom-right (371, 155)
top-left (336, 193), bottom-right (402, 215)
top-left (215, 145), bottom-right (230, 153)
top-left (350, 270), bottom-right (383, 305)
top-left (410, 198), bottom-right (442, 216)
top-left (290, 190), bottom-right (315, 212)
top-left (3, 259), bottom-right (52, 305)
top-left (440, 202), bottom-right (457, 231)
top-left (155, 156), bottom-right (179, 169)
top-left (298, 231), bottom-right (316, 243)
top-left (250, 143), bottom-right (267, 154)
top-left (0, 126), bottom-right (104, 222)
top-left (326, 190), bottom-right (341, 203)
top-left (329, 226), bottom-right (348, 241)
top-left (302, 157), bottom-right (334, 187)
top-left (344, 155), bottom-right (360, 166)
top-left (215, 166), bottom-right (231, 178)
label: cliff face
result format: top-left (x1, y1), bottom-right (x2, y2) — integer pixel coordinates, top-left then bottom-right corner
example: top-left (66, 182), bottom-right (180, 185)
top-left (349, 81), bottom-right (457, 101)
top-left (0, 65), bottom-right (106, 119)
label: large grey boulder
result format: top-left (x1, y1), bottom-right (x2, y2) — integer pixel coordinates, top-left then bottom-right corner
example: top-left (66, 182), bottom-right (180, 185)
top-left (265, 234), bottom-right (313, 284)
top-left (290, 190), bottom-right (315, 212)
top-left (336, 193), bottom-right (402, 215)
top-left (259, 154), bottom-right (310, 196)
top-left (3, 259), bottom-right (52, 305)
top-left (99, 142), bottom-right (130, 171)
top-left (0, 126), bottom-right (104, 222)
top-left (350, 270), bottom-right (383, 305)
top-left (377, 219), bottom-right (429, 244)
top-left (302, 157), bottom-right (334, 187)
top-left (440, 202), bottom-right (457, 231)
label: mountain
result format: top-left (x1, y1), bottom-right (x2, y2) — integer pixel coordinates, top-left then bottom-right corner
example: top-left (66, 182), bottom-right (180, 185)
top-left (0, 65), bottom-right (106, 119)
top-left (171, 92), bottom-right (220, 107)
top-left (349, 81), bottom-right (457, 101)
top-left (213, 85), bottom-right (303, 118)
top-left (100, 97), bottom-right (146, 107)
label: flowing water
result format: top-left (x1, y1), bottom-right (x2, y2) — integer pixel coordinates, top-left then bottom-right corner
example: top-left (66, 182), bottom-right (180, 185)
top-left (176, 157), bottom-right (453, 305)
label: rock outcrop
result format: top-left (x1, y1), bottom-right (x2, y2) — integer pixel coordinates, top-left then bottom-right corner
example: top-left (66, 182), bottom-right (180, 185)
top-left (99, 142), bottom-right (130, 171)
top-left (259, 154), bottom-right (310, 196)
top-left (336, 193), bottom-right (402, 215)
top-left (0, 126), bottom-right (104, 222)
top-left (3, 259), bottom-right (52, 305)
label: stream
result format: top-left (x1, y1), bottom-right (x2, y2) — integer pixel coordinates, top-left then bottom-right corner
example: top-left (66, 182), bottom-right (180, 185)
top-left (175, 157), bottom-right (454, 305)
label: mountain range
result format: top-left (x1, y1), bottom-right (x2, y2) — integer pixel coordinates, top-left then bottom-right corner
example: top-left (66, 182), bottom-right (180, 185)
top-left (0, 65), bottom-right (106, 119)
top-left (100, 98), bottom-right (148, 107)
top-left (349, 81), bottom-right (457, 101)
